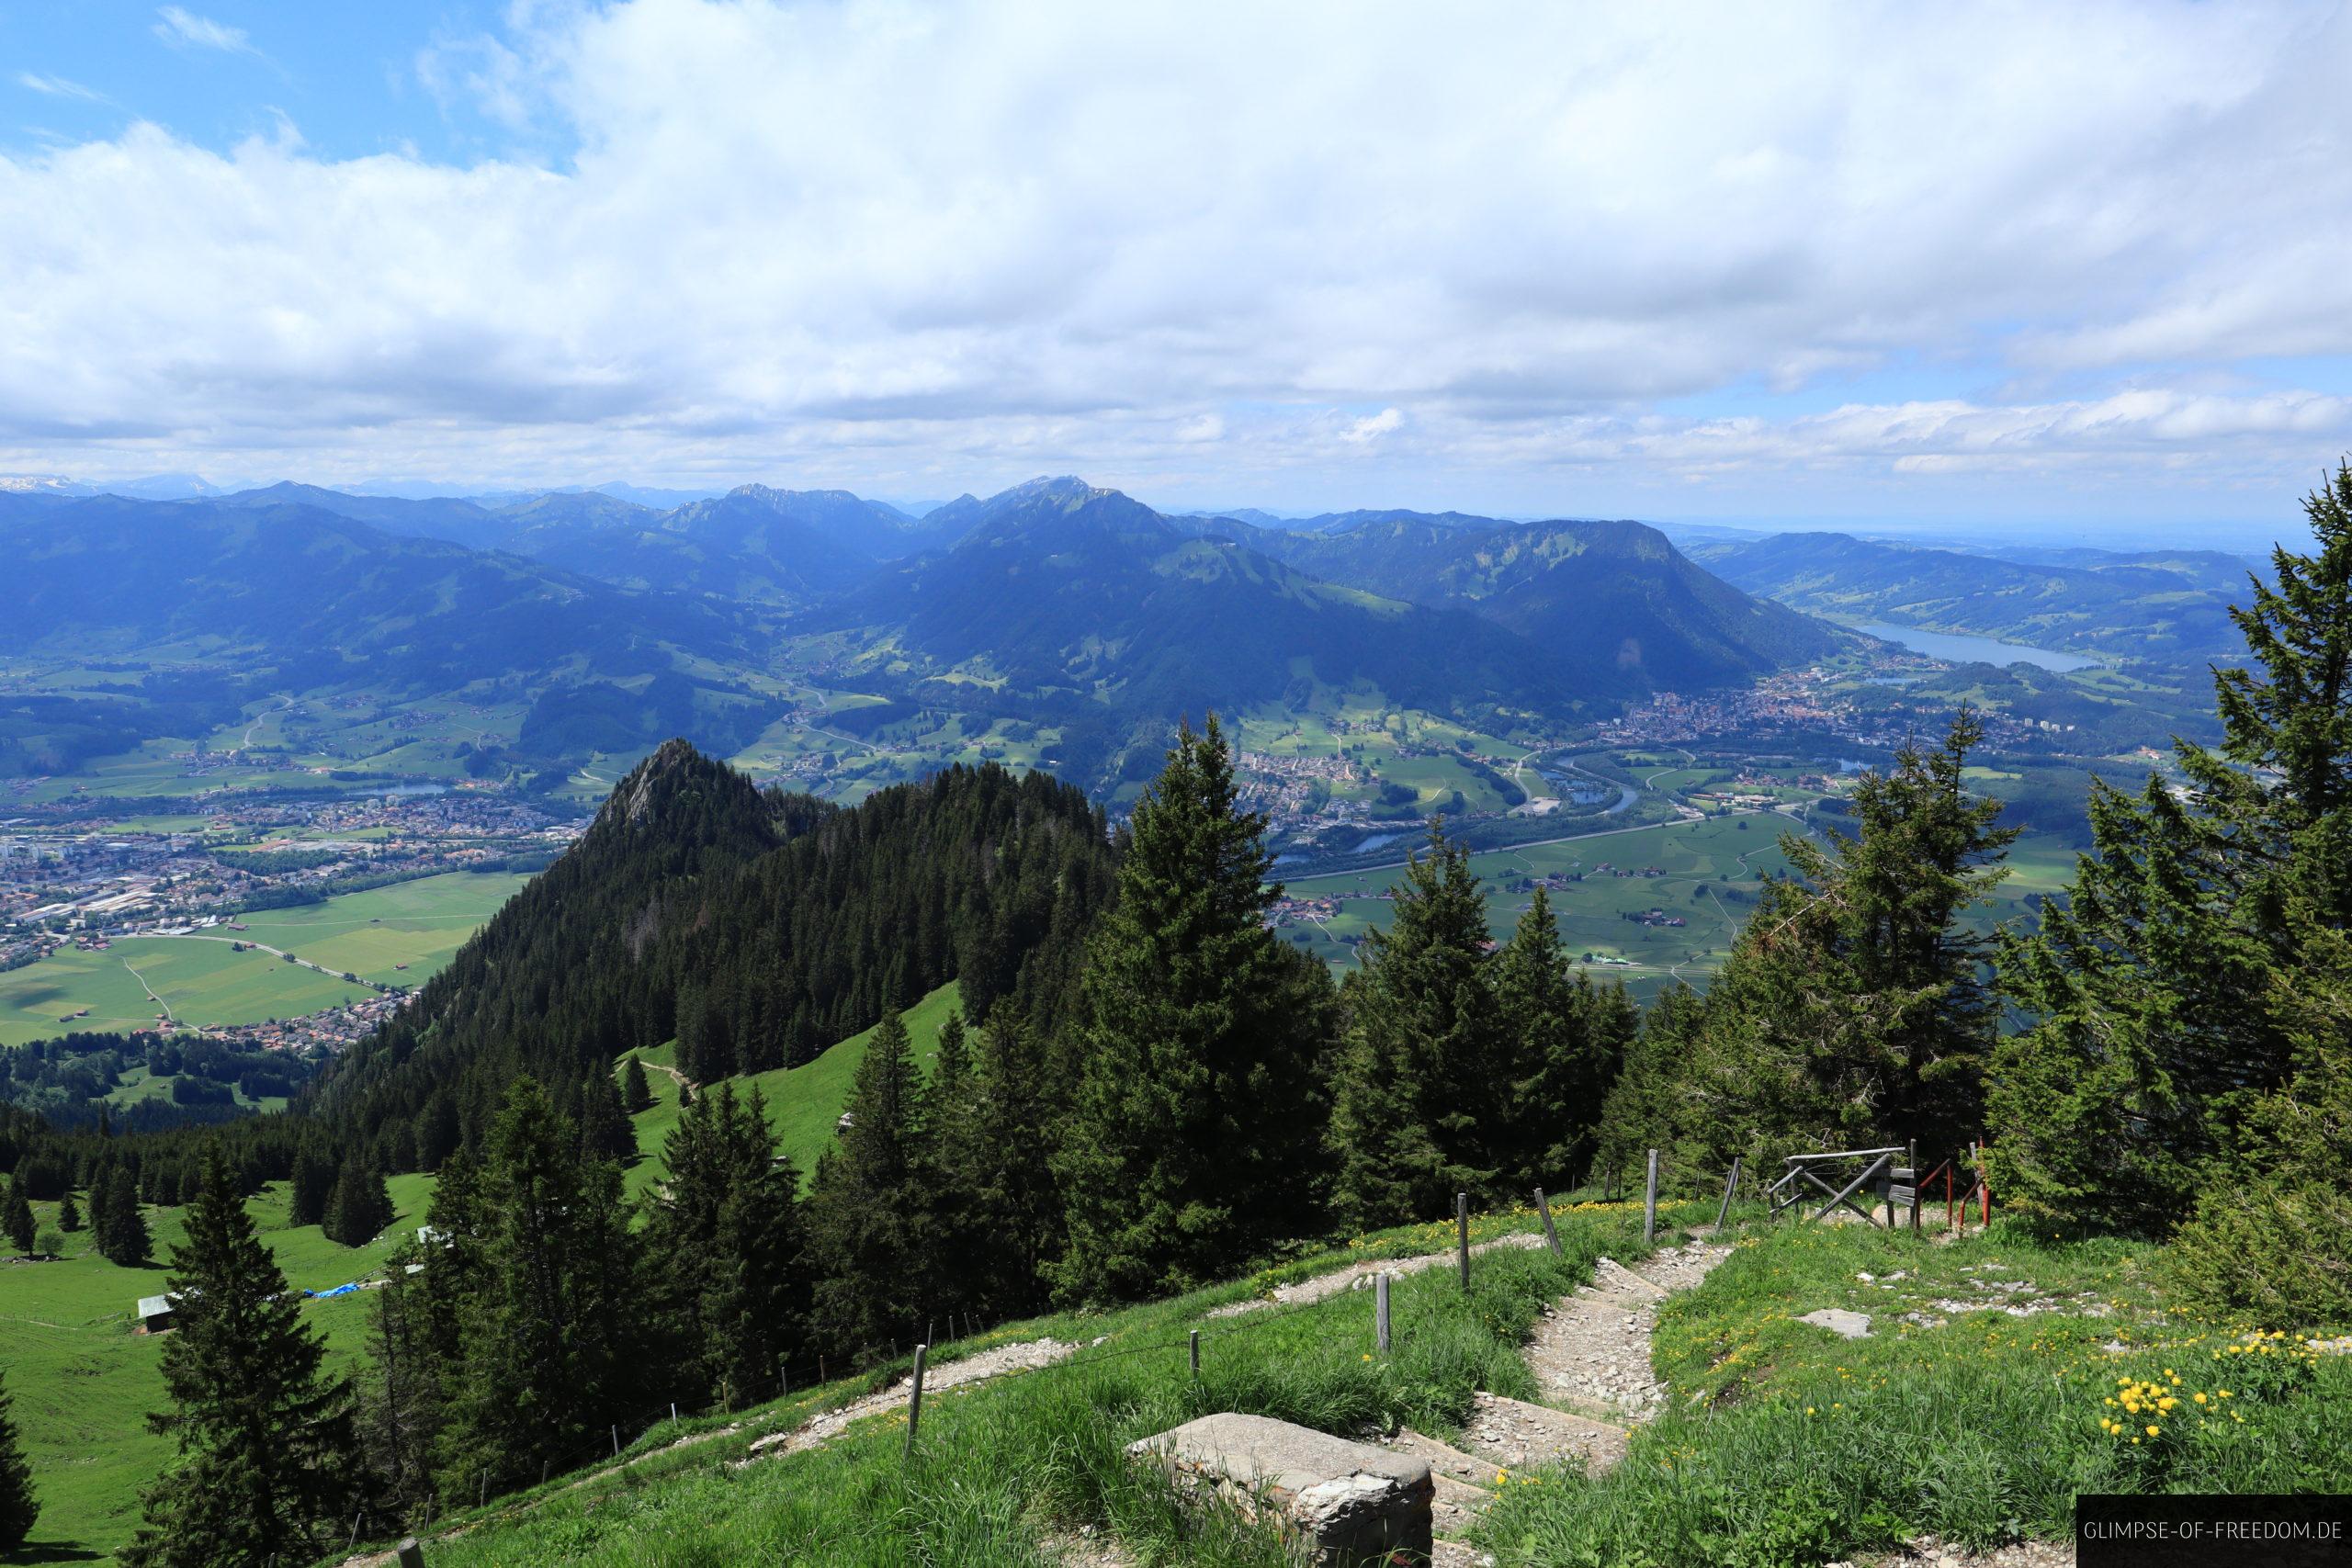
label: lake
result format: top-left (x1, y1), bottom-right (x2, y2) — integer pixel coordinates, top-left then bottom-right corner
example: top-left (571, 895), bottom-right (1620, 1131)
top-left (1853, 621), bottom-right (2101, 673)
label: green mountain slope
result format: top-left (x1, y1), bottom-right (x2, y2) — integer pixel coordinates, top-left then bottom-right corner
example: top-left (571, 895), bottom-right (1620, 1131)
top-left (1691, 531), bottom-right (2250, 660)
top-left (1245, 513), bottom-right (1841, 691)
top-left (818, 478), bottom-right (1575, 725)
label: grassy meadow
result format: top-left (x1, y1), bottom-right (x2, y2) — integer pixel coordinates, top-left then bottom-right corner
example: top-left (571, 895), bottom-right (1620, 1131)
top-left (617, 980), bottom-right (965, 1203)
top-left (2, 989), bottom-right (956, 1565)
top-left (1280, 813), bottom-right (2071, 1002)
top-left (0, 872), bottom-right (524, 1046)
top-left (331, 1201), bottom-right (2352, 1568)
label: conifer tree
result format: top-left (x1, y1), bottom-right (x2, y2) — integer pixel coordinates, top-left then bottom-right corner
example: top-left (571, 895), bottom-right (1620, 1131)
top-left (621, 1053), bottom-right (653, 1112)
top-left (58, 1187), bottom-right (81, 1233)
top-left (0, 1369), bottom-right (35, 1551)
top-left (1329, 821), bottom-right (1504, 1226)
top-left (99, 1168), bottom-right (150, 1266)
top-left (1674, 708), bottom-right (2013, 1171)
top-left (1491, 889), bottom-right (1634, 1190)
top-left (1052, 716), bottom-right (1337, 1303)
top-left (439, 1077), bottom-right (638, 1494)
top-left (357, 1247), bottom-right (442, 1517)
top-left (323, 1159), bottom-right (394, 1247)
top-left (1, 1177), bottom-right (31, 1256)
top-left (579, 1069), bottom-right (636, 1164)
top-left (647, 1081), bottom-right (806, 1409)
top-left (289, 1146), bottom-right (336, 1228)
top-left (1995, 465), bottom-right (2352, 1230)
top-left (805, 1010), bottom-right (930, 1356)
top-left (119, 1149), bottom-right (369, 1568)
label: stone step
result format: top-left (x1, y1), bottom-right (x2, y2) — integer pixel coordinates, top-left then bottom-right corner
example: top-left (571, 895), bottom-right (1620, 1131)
top-left (1388, 1429), bottom-right (1500, 1492)
top-left (1431, 1473), bottom-right (1495, 1537)
top-left (1454, 1391), bottom-right (1631, 1475)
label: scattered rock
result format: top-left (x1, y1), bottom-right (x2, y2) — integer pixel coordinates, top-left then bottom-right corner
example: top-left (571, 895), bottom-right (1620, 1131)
top-left (1129, 1413), bottom-right (1434, 1565)
top-left (1798, 1308), bottom-right (1873, 1340)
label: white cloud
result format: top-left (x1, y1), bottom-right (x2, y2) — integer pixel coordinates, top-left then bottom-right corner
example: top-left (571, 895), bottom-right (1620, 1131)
top-left (17, 73), bottom-right (114, 104)
top-left (152, 7), bottom-right (259, 57)
top-left (1, 0), bottom-right (2348, 514)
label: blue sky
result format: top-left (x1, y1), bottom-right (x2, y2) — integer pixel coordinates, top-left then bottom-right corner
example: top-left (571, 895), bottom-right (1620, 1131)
top-left (5, 2), bottom-right (2352, 541)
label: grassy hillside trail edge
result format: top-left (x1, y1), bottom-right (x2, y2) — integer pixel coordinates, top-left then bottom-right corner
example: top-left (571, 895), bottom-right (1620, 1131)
top-left (328, 1196), bottom-right (1683, 1567)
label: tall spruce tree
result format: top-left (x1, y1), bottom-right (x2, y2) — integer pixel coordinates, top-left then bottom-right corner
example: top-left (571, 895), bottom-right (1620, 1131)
top-left (621, 1054), bottom-right (653, 1113)
top-left (1994, 464), bottom-right (2352, 1232)
top-left (323, 1159), bottom-right (394, 1247)
top-left (119, 1149), bottom-right (370, 1568)
top-left (439, 1077), bottom-right (639, 1494)
top-left (1329, 821), bottom-right (1505, 1226)
top-left (804, 1011), bottom-right (931, 1357)
top-left (99, 1168), bottom-right (150, 1266)
top-left (1626, 710), bottom-right (2013, 1177)
top-left (578, 1069), bottom-right (636, 1165)
top-left (0, 1369), bottom-right (36, 1551)
top-left (58, 1187), bottom-right (80, 1233)
top-left (357, 1246), bottom-right (444, 1517)
top-left (288, 1146), bottom-right (336, 1229)
top-left (960, 1005), bottom-right (1067, 1317)
top-left (646, 1080), bottom-right (806, 1409)
top-left (1, 1177), bottom-right (30, 1256)
top-left (1051, 716), bottom-right (1338, 1303)
top-left (1491, 889), bottom-right (1636, 1190)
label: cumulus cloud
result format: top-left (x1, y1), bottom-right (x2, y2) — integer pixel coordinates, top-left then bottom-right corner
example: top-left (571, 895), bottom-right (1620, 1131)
top-left (2, 0), bottom-right (2348, 510)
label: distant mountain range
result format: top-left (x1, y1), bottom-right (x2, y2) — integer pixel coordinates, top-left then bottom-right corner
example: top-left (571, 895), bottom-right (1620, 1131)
top-left (0, 474), bottom-right (1874, 789)
top-left (1689, 531), bottom-right (2256, 661)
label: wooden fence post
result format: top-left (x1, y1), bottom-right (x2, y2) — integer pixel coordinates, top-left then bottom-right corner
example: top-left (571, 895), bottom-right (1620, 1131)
top-left (1534, 1187), bottom-right (1563, 1257)
top-left (1643, 1149), bottom-right (1660, 1244)
top-left (610, 1425), bottom-right (618, 1458)
top-left (1455, 1191), bottom-right (1471, 1292)
top-left (1714, 1156), bottom-right (1742, 1230)
top-left (1374, 1272), bottom-right (1391, 1354)
top-left (1188, 1329), bottom-right (1200, 1378)
top-left (396, 1539), bottom-right (424, 1568)
top-left (903, 1343), bottom-right (928, 1457)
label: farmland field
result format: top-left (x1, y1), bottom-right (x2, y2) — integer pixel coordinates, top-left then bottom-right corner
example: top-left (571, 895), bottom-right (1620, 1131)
top-left (0, 871), bottom-right (526, 1046)
top-left (1279, 809), bottom-right (2065, 1003)
top-left (225, 870), bottom-right (530, 985)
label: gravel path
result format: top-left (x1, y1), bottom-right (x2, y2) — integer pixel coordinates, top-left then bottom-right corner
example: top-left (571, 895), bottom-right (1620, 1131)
top-left (1520, 1239), bottom-right (1732, 1420)
top-left (1206, 1231), bottom-right (1548, 1316)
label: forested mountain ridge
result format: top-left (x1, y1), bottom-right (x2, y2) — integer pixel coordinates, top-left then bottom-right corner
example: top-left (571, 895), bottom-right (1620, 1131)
top-left (310, 739), bottom-right (1116, 1167)
top-left (1239, 512), bottom-right (1842, 691)
top-left (816, 477), bottom-right (1578, 720)
top-left (1692, 529), bottom-right (2251, 660)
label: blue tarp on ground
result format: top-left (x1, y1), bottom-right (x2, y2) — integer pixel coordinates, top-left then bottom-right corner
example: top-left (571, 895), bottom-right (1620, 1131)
top-left (307, 1282), bottom-right (360, 1299)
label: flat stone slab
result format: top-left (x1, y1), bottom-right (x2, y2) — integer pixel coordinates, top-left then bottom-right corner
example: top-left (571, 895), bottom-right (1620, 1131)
top-left (1128, 1412), bottom-right (1434, 1564)
top-left (1798, 1308), bottom-right (1873, 1339)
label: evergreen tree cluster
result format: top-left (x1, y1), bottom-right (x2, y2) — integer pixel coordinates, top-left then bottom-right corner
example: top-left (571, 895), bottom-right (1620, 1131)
top-left (1593, 709), bottom-right (2015, 1183)
top-left (315, 741), bottom-right (1116, 1175)
top-left (1989, 464), bottom-right (2352, 1316)
top-left (1330, 837), bottom-right (1638, 1229)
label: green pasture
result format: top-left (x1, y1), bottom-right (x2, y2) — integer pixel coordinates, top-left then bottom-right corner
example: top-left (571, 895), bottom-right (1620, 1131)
top-left (619, 982), bottom-right (966, 1202)
top-left (0, 939), bottom-right (362, 1047)
top-left (1, 1173), bottom-right (435, 1562)
top-left (227, 871), bottom-right (527, 985)
top-left (0, 873), bottom-right (525, 1045)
